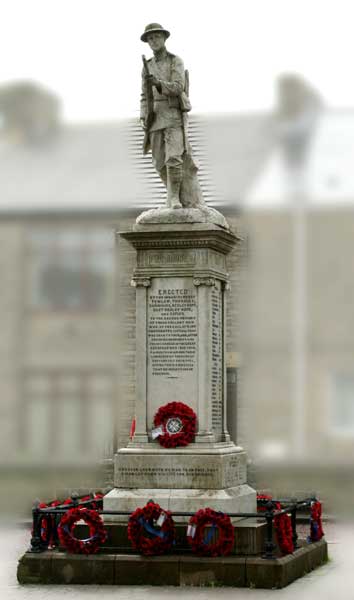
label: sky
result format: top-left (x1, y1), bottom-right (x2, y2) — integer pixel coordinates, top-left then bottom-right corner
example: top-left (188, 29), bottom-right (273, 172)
top-left (1, 0), bottom-right (354, 121)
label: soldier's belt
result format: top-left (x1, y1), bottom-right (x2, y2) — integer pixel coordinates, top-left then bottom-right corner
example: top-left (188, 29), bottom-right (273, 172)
top-left (154, 97), bottom-right (180, 108)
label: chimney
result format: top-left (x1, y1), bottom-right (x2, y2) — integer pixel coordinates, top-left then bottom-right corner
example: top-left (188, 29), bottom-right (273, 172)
top-left (0, 81), bottom-right (61, 143)
top-left (276, 74), bottom-right (323, 165)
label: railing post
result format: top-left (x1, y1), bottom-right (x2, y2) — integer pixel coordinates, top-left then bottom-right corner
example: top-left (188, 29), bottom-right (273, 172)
top-left (263, 501), bottom-right (277, 559)
top-left (51, 508), bottom-right (60, 548)
top-left (29, 500), bottom-right (45, 553)
top-left (290, 501), bottom-right (298, 550)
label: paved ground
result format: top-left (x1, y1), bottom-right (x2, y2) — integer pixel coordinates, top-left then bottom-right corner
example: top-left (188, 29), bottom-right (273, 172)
top-left (2, 521), bottom-right (353, 599)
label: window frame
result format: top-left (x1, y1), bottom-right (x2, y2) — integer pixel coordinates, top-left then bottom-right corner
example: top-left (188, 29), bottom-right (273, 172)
top-left (25, 226), bottom-right (116, 314)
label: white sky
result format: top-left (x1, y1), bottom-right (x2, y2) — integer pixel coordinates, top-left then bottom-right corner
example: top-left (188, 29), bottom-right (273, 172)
top-left (1, 0), bottom-right (354, 121)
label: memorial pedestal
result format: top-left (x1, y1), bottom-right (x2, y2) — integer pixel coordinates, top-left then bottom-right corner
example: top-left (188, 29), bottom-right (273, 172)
top-left (104, 210), bottom-right (256, 520)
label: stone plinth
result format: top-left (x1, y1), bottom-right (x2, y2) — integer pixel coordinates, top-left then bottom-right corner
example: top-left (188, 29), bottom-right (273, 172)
top-left (17, 540), bottom-right (328, 588)
top-left (114, 445), bottom-right (247, 489)
top-left (104, 210), bottom-right (256, 519)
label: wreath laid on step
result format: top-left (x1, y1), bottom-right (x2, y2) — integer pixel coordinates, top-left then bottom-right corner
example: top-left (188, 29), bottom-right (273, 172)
top-left (309, 500), bottom-right (324, 542)
top-left (35, 500), bottom-right (61, 548)
top-left (34, 492), bottom-right (104, 550)
top-left (152, 402), bottom-right (197, 448)
top-left (186, 508), bottom-right (234, 557)
top-left (58, 507), bottom-right (107, 554)
top-left (256, 493), bottom-right (273, 511)
top-left (127, 501), bottom-right (175, 556)
top-left (273, 505), bottom-right (294, 555)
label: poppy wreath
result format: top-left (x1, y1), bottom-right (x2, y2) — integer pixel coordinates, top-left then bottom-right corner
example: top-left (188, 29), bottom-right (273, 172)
top-left (153, 401), bottom-right (197, 448)
top-left (127, 501), bottom-right (175, 556)
top-left (34, 500), bottom-right (61, 548)
top-left (274, 506), bottom-right (294, 555)
top-left (256, 493), bottom-right (273, 512)
top-left (309, 500), bottom-right (324, 542)
top-left (187, 508), bottom-right (234, 557)
top-left (257, 494), bottom-right (293, 555)
top-left (58, 507), bottom-right (107, 555)
top-left (62, 493), bottom-right (104, 510)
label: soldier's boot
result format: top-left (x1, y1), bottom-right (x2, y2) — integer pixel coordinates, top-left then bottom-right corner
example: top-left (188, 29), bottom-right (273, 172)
top-left (167, 165), bottom-right (183, 209)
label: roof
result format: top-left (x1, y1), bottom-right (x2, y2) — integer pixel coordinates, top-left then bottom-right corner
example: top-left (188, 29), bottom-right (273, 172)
top-left (1, 108), bottom-right (352, 215)
top-left (245, 111), bottom-right (354, 209)
top-left (0, 113), bottom-right (273, 215)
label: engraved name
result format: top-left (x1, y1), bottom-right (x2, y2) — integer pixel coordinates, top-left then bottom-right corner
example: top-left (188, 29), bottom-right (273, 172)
top-left (148, 288), bottom-right (197, 377)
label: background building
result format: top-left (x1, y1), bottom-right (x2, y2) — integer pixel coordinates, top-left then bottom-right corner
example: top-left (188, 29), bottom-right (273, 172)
top-left (1, 76), bottom-right (352, 515)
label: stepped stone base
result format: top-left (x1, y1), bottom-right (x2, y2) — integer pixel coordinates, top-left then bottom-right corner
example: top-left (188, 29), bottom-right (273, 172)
top-left (104, 485), bottom-right (256, 523)
top-left (17, 539), bottom-right (328, 588)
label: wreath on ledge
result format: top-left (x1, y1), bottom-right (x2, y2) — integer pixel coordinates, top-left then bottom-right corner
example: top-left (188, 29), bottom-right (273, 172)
top-left (58, 507), bottom-right (107, 554)
top-left (128, 501), bottom-right (175, 556)
top-left (152, 401), bottom-right (197, 448)
top-left (309, 500), bottom-right (324, 542)
top-left (186, 508), bottom-right (234, 557)
top-left (274, 504), bottom-right (294, 555)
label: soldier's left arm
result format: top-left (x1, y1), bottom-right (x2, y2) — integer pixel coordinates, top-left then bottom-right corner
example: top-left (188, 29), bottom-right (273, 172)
top-left (159, 56), bottom-right (185, 97)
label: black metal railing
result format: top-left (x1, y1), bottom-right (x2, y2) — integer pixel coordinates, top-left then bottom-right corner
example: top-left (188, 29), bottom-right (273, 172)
top-left (29, 494), bottom-right (318, 559)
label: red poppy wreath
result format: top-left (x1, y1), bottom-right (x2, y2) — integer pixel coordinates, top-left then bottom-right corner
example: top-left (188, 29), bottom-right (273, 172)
top-left (273, 505), bottom-right (294, 555)
top-left (58, 507), bottom-right (107, 555)
top-left (34, 500), bottom-right (61, 548)
top-left (309, 500), bottom-right (324, 542)
top-left (128, 501), bottom-right (175, 556)
top-left (186, 508), bottom-right (234, 557)
top-left (152, 401), bottom-right (197, 448)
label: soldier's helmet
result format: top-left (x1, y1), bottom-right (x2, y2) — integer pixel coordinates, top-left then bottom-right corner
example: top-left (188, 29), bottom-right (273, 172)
top-left (140, 23), bottom-right (170, 42)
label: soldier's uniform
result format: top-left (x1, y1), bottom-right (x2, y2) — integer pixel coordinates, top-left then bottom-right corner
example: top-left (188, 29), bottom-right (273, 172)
top-left (140, 23), bottom-right (204, 209)
top-left (141, 50), bottom-right (185, 189)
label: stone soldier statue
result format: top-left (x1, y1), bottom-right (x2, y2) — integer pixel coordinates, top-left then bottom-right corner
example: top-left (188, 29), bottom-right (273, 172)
top-left (140, 23), bottom-right (204, 209)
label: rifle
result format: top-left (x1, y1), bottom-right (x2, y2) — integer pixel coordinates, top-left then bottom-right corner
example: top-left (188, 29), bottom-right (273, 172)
top-left (181, 69), bottom-right (190, 153)
top-left (142, 55), bottom-right (155, 154)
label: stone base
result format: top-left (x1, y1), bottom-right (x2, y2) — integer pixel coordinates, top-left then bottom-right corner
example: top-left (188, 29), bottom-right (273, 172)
top-left (135, 206), bottom-right (229, 230)
top-left (17, 539), bottom-right (328, 588)
top-left (104, 485), bottom-right (256, 523)
top-left (113, 444), bottom-right (248, 489)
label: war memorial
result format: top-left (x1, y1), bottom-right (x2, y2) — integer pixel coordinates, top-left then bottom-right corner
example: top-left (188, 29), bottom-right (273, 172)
top-left (17, 23), bottom-right (327, 588)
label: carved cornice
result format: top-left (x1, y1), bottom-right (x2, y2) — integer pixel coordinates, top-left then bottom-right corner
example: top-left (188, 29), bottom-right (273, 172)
top-left (120, 229), bottom-right (239, 255)
top-left (135, 240), bottom-right (212, 249)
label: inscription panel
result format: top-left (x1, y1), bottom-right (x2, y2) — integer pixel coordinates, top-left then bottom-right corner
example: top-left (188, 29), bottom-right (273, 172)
top-left (224, 455), bottom-right (248, 487)
top-left (208, 249), bottom-right (226, 271)
top-left (116, 452), bottom-right (248, 489)
top-left (139, 250), bottom-right (196, 267)
top-left (211, 282), bottom-right (223, 437)
top-left (147, 278), bottom-right (198, 425)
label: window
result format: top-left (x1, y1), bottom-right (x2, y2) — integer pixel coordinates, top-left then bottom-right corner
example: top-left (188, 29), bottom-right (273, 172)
top-left (27, 227), bottom-right (115, 311)
top-left (21, 371), bottom-right (116, 460)
top-left (331, 374), bottom-right (354, 436)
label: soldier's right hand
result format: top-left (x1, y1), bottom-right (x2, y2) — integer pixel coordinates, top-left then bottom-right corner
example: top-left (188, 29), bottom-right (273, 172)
top-left (140, 118), bottom-right (146, 131)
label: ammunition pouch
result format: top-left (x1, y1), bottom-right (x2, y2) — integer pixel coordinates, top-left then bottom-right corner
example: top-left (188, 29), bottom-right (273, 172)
top-left (179, 91), bottom-right (192, 112)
